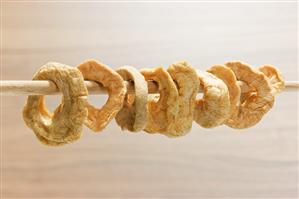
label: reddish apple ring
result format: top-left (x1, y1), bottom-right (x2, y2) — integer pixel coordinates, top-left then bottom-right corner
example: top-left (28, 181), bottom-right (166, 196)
top-left (77, 60), bottom-right (126, 132)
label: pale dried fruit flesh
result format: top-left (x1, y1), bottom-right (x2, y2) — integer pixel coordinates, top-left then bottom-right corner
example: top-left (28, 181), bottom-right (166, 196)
top-left (193, 70), bottom-right (230, 128)
top-left (166, 61), bottom-right (199, 137)
top-left (258, 65), bottom-right (285, 95)
top-left (115, 66), bottom-right (148, 132)
top-left (207, 64), bottom-right (241, 124)
top-left (140, 67), bottom-right (179, 136)
top-left (23, 62), bottom-right (88, 146)
top-left (77, 60), bottom-right (126, 132)
top-left (225, 61), bottom-right (274, 129)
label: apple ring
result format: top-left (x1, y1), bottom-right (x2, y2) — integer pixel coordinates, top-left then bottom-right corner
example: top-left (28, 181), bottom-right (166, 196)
top-left (166, 61), bottom-right (199, 137)
top-left (77, 60), bottom-right (126, 132)
top-left (23, 62), bottom-right (88, 146)
top-left (115, 66), bottom-right (148, 132)
top-left (207, 65), bottom-right (241, 124)
top-left (193, 70), bottom-right (230, 128)
top-left (225, 61), bottom-right (274, 129)
top-left (258, 65), bottom-right (285, 95)
top-left (140, 67), bottom-right (179, 135)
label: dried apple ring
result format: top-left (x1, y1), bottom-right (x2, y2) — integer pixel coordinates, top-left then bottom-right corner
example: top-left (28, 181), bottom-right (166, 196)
top-left (140, 67), bottom-right (179, 135)
top-left (193, 70), bottom-right (230, 128)
top-left (115, 66), bottom-right (148, 132)
top-left (166, 61), bottom-right (199, 137)
top-left (258, 65), bottom-right (285, 94)
top-left (23, 62), bottom-right (88, 146)
top-left (77, 60), bottom-right (126, 132)
top-left (207, 65), bottom-right (241, 124)
top-left (225, 61), bottom-right (274, 129)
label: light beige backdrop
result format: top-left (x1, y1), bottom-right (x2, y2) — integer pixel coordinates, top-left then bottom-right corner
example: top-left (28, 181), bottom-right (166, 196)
top-left (1, 2), bottom-right (298, 198)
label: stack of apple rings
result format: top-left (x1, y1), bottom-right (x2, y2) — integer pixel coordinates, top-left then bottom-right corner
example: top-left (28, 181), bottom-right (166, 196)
top-left (23, 60), bottom-right (284, 146)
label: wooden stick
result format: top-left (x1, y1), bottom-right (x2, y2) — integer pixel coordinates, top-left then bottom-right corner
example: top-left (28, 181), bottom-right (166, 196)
top-left (0, 80), bottom-right (297, 96)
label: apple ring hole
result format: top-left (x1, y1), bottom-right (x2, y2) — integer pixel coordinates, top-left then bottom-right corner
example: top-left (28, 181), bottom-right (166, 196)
top-left (88, 93), bottom-right (109, 108)
top-left (43, 95), bottom-right (63, 114)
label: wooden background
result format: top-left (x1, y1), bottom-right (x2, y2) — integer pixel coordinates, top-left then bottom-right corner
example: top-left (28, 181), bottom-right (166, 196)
top-left (1, 2), bottom-right (298, 198)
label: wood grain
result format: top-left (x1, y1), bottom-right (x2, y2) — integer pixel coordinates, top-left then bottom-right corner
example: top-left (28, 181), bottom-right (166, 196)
top-left (1, 2), bottom-right (298, 198)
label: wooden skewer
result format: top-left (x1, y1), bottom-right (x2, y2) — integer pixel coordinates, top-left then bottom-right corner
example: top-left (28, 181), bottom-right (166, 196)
top-left (0, 80), bottom-right (298, 96)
